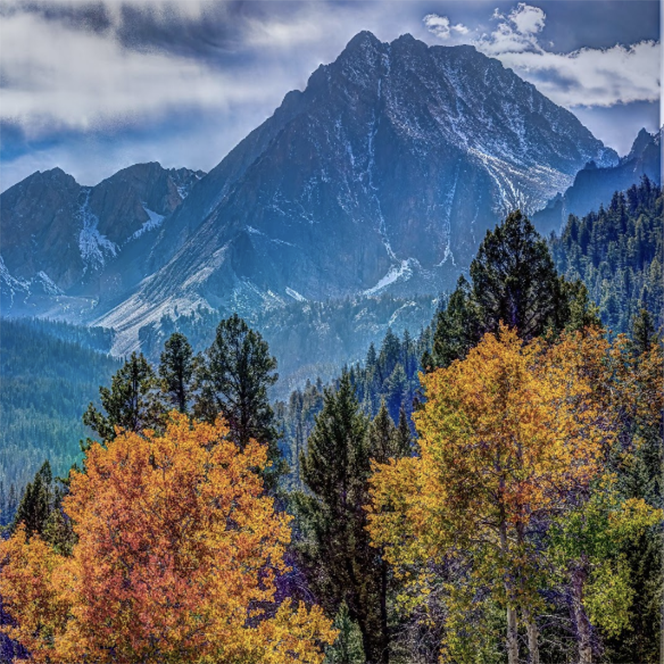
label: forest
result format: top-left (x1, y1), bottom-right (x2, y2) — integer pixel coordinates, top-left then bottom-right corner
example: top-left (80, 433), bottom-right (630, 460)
top-left (1, 179), bottom-right (662, 663)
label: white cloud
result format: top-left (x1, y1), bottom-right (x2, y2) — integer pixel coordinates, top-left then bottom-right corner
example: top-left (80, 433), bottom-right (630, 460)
top-left (469, 3), bottom-right (660, 108)
top-left (508, 3), bottom-right (545, 37)
top-left (1, 0), bottom-right (213, 23)
top-left (478, 3), bottom-right (545, 55)
top-left (497, 40), bottom-right (660, 107)
top-left (423, 13), bottom-right (469, 40)
top-left (0, 10), bottom-right (291, 137)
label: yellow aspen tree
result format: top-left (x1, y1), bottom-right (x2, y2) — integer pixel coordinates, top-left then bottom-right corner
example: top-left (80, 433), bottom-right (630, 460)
top-left (368, 326), bottom-right (610, 664)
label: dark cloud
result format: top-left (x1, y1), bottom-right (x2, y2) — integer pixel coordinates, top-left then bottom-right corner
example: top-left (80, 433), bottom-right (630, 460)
top-left (535, 0), bottom-right (660, 52)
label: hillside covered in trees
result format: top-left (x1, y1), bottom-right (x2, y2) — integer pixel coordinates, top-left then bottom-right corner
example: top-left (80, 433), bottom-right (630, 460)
top-left (0, 320), bottom-right (119, 517)
top-left (551, 176), bottom-right (662, 334)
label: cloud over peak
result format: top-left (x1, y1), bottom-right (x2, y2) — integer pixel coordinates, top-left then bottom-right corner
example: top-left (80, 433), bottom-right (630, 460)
top-left (423, 2), bottom-right (660, 109)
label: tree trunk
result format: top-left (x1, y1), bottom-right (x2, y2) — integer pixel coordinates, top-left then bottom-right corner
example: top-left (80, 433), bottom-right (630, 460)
top-left (571, 563), bottom-right (593, 664)
top-left (380, 559), bottom-right (389, 664)
top-left (506, 605), bottom-right (519, 664)
top-left (500, 520), bottom-right (519, 664)
top-left (524, 608), bottom-right (540, 664)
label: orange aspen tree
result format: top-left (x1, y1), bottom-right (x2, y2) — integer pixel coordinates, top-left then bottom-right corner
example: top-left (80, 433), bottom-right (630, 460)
top-left (368, 327), bottom-right (610, 664)
top-left (0, 414), bottom-right (335, 663)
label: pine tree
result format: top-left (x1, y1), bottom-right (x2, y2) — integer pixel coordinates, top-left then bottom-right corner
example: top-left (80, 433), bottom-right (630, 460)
top-left (12, 462), bottom-right (52, 539)
top-left (430, 275), bottom-right (481, 369)
top-left (429, 210), bottom-right (580, 370)
top-left (470, 210), bottom-right (561, 339)
top-left (296, 374), bottom-right (390, 664)
top-left (193, 314), bottom-right (283, 487)
top-left (632, 307), bottom-right (656, 355)
top-left (83, 352), bottom-right (164, 444)
top-left (159, 332), bottom-right (194, 413)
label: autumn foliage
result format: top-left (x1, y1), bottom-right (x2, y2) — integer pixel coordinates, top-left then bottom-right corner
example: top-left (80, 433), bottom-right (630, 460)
top-left (0, 414), bottom-right (335, 663)
top-left (367, 326), bottom-right (616, 662)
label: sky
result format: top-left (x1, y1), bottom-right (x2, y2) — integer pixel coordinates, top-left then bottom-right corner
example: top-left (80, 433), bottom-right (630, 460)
top-left (0, 0), bottom-right (660, 192)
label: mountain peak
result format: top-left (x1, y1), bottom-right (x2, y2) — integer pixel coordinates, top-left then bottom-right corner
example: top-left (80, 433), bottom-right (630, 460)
top-left (344, 30), bottom-right (382, 51)
top-left (627, 127), bottom-right (654, 159)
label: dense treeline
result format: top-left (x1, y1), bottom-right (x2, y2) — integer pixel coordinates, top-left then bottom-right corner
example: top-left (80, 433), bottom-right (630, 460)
top-left (0, 319), bottom-right (119, 500)
top-left (2, 188), bottom-right (661, 663)
top-left (551, 176), bottom-right (663, 334)
top-left (277, 326), bottom-right (430, 490)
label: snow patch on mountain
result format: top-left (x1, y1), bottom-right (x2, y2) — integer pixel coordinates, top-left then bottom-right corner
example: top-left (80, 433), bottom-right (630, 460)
top-left (131, 206), bottom-right (166, 240)
top-left (34, 271), bottom-right (63, 296)
top-left (364, 258), bottom-right (417, 296)
top-left (0, 255), bottom-right (30, 305)
top-left (77, 189), bottom-right (118, 272)
top-left (286, 287), bottom-right (307, 302)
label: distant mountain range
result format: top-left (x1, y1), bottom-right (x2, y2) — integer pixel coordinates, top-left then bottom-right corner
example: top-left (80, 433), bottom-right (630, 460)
top-left (1, 31), bottom-right (658, 360)
top-left (533, 127), bottom-right (661, 234)
top-left (1, 163), bottom-right (203, 318)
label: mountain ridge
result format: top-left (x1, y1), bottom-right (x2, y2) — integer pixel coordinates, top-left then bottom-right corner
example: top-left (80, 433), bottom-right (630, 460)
top-left (1, 31), bottom-right (625, 357)
top-left (93, 31), bottom-right (618, 354)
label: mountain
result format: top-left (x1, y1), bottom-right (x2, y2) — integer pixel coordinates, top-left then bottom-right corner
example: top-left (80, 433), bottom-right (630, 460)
top-left (90, 31), bottom-right (616, 352)
top-left (533, 128), bottom-right (661, 234)
top-left (0, 162), bottom-right (204, 317)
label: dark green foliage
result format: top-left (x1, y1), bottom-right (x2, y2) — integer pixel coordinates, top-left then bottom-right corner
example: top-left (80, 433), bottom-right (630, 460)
top-left (159, 332), bottom-right (194, 413)
top-left (0, 319), bottom-right (119, 490)
top-left (426, 275), bottom-right (481, 370)
top-left (428, 210), bottom-right (598, 370)
top-left (296, 374), bottom-right (387, 663)
top-left (632, 308), bottom-right (656, 357)
top-left (11, 461), bottom-right (74, 554)
top-left (83, 352), bottom-right (164, 445)
top-left (551, 177), bottom-right (663, 335)
top-left (297, 377), bottom-right (412, 663)
top-left (276, 379), bottom-right (324, 491)
top-left (194, 314), bottom-right (284, 489)
top-left (278, 326), bottom-right (427, 489)
top-left (353, 327), bottom-right (431, 424)
top-left (13, 461), bottom-right (52, 539)
top-left (471, 210), bottom-right (561, 338)
top-left (194, 314), bottom-right (278, 446)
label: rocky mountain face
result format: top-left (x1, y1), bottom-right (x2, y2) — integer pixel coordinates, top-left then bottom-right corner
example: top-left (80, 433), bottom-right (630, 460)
top-left (0, 163), bottom-right (204, 317)
top-left (533, 128), bottom-right (662, 234)
top-left (92, 31), bottom-right (617, 352)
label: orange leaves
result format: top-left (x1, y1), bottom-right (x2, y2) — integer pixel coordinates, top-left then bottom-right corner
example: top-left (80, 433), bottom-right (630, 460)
top-left (0, 526), bottom-right (73, 663)
top-left (0, 413), bottom-right (334, 663)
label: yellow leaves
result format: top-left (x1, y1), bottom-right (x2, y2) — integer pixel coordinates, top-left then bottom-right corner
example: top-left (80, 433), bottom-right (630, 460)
top-left (0, 413), bottom-right (333, 663)
top-left (408, 326), bottom-right (606, 538)
top-left (368, 325), bottom-right (616, 649)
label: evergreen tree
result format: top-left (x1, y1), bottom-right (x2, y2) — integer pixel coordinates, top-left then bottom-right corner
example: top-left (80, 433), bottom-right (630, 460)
top-left (11, 461), bottom-right (74, 553)
top-left (83, 352), bottom-right (163, 444)
top-left (296, 374), bottom-right (390, 664)
top-left (470, 209), bottom-right (561, 339)
top-left (194, 314), bottom-right (283, 486)
top-left (194, 314), bottom-right (278, 446)
top-left (294, 392), bottom-right (412, 662)
top-left (428, 210), bottom-right (583, 370)
top-left (12, 461), bottom-right (52, 539)
top-left (551, 178), bottom-right (663, 335)
top-left (429, 275), bottom-right (481, 369)
top-left (159, 332), bottom-right (194, 413)
top-left (632, 307), bottom-right (656, 356)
